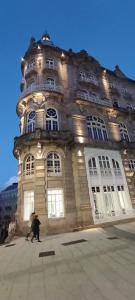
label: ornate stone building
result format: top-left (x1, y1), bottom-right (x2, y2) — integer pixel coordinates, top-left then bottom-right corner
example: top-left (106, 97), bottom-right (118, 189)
top-left (14, 33), bottom-right (135, 234)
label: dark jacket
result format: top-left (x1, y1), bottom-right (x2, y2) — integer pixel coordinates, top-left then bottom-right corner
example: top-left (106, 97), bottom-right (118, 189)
top-left (32, 218), bottom-right (41, 232)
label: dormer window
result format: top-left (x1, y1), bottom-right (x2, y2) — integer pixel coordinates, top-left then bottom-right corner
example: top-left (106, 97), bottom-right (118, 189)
top-left (46, 58), bottom-right (54, 68)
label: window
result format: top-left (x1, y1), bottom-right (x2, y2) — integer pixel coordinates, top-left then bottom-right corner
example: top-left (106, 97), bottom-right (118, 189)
top-left (24, 155), bottom-right (35, 176)
top-left (47, 152), bottom-right (61, 175)
top-left (27, 79), bottom-right (35, 89)
top-left (48, 189), bottom-right (64, 218)
top-left (46, 108), bottom-right (58, 131)
top-left (98, 156), bottom-right (112, 176)
top-left (113, 101), bottom-right (119, 108)
top-left (87, 116), bottom-right (108, 141)
top-left (112, 159), bottom-right (121, 176)
top-left (24, 191), bottom-right (34, 221)
top-left (27, 58), bottom-right (36, 71)
top-left (26, 111), bottom-right (36, 133)
top-left (103, 186), bottom-right (115, 216)
top-left (46, 77), bottom-right (55, 86)
top-left (128, 159), bottom-right (135, 171)
top-left (88, 157), bottom-right (97, 176)
top-left (46, 58), bottom-right (54, 68)
top-left (5, 206), bottom-right (12, 211)
top-left (79, 90), bottom-right (89, 100)
top-left (79, 71), bottom-right (86, 80)
top-left (117, 185), bottom-right (126, 213)
top-left (119, 123), bottom-right (130, 142)
top-left (87, 73), bottom-right (98, 85)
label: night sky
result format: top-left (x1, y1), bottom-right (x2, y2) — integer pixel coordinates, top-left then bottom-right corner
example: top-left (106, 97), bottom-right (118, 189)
top-left (0, 0), bottom-right (135, 188)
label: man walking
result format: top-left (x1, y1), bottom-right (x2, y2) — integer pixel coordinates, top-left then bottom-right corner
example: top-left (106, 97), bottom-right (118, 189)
top-left (31, 215), bottom-right (41, 242)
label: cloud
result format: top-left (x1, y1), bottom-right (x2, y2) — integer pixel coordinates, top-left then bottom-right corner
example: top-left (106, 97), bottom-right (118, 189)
top-left (4, 176), bottom-right (18, 188)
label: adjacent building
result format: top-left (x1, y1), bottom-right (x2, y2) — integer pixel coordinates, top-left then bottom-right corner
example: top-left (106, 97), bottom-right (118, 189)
top-left (13, 33), bottom-right (135, 234)
top-left (0, 183), bottom-right (18, 225)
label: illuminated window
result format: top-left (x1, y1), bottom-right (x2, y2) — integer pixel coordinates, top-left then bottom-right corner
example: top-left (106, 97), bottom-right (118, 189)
top-left (119, 123), bottom-right (130, 142)
top-left (88, 157), bottom-right (97, 176)
top-left (46, 108), bottom-right (58, 131)
top-left (48, 189), bottom-right (64, 218)
top-left (87, 116), bottom-right (108, 141)
top-left (98, 156), bottom-right (112, 176)
top-left (128, 159), bottom-right (135, 171)
top-left (47, 152), bottom-right (61, 175)
top-left (112, 159), bottom-right (121, 176)
top-left (24, 191), bottom-right (34, 221)
top-left (26, 111), bottom-right (36, 133)
top-left (24, 155), bottom-right (35, 176)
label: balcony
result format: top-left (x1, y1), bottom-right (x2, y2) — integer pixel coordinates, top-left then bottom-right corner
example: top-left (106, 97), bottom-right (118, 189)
top-left (79, 75), bottom-right (99, 87)
top-left (13, 129), bottom-right (74, 157)
top-left (76, 91), bottom-right (113, 108)
top-left (43, 62), bottom-right (58, 71)
top-left (25, 65), bottom-right (37, 76)
top-left (20, 83), bottom-right (64, 99)
top-left (113, 102), bottom-right (135, 114)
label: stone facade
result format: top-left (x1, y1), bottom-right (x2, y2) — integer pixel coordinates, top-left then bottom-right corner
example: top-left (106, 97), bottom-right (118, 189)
top-left (14, 33), bottom-right (135, 234)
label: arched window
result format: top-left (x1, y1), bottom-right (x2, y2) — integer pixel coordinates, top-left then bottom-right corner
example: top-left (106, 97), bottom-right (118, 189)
top-left (47, 152), bottom-right (61, 175)
top-left (112, 159), bottom-right (121, 176)
top-left (98, 155), bottom-right (111, 176)
top-left (26, 111), bottom-right (36, 133)
top-left (46, 108), bottom-right (58, 131)
top-left (119, 123), bottom-right (130, 142)
top-left (46, 77), bottom-right (55, 86)
top-left (24, 155), bottom-right (35, 176)
top-left (88, 157), bottom-right (97, 176)
top-left (87, 116), bottom-right (108, 141)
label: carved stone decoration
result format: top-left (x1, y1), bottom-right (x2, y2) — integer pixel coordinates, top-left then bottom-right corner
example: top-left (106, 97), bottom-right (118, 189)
top-left (36, 142), bottom-right (43, 159)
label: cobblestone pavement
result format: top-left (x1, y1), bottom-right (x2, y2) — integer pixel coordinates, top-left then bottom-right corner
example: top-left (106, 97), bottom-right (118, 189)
top-left (1, 222), bottom-right (135, 300)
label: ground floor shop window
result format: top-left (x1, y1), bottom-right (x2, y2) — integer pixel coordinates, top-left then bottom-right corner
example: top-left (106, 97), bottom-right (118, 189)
top-left (24, 191), bottom-right (34, 221)
top-left (85, 148), bottom-right (133, 224)
top-left (47, 189), bottom-right (64, 218)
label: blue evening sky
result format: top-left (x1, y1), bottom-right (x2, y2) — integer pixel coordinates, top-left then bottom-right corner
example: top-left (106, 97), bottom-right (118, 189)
top-left (0, 0), bottom-right (135, 189)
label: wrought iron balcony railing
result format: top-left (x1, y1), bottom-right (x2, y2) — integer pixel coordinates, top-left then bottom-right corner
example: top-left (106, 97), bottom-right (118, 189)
top-left (20, 83), bottom-right (64, 98)
top-left (76, 91), bottom-right (112, 107)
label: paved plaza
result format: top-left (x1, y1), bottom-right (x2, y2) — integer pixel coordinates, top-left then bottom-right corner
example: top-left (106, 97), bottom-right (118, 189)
top-left (1, 222), bottom-right (135, 300)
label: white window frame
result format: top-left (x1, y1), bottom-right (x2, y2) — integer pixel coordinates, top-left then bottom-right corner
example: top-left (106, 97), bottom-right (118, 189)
top-left (46, 77), bottom-right (55, 86)
top-left (47, 152), bottom-right (61, 176)
top-left (26, 111), bottom-right (36, 133)
top-left (46, 108), bottom-right (58, 131)
top-left (24, 191), bottom-right (34, 221)
top-left (46, 58), bottom-right (54, 69)
top-left (47, 189), bottom-right (64, 218)
top-left (87, 116), bottom-right (108, 141)
top-left (24, 154), bottom-right (35, 177)
top-left (112, 159), bottom-right (121, 176)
